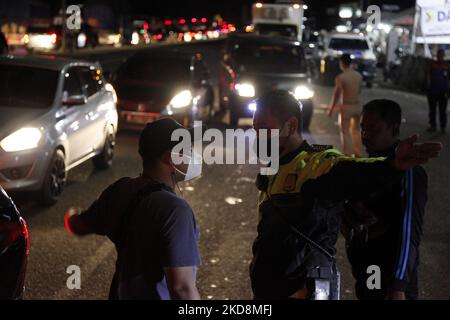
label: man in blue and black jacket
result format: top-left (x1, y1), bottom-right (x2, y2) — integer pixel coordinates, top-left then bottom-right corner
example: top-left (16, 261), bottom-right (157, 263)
top-left (342, 99), bottom-right (427, 300)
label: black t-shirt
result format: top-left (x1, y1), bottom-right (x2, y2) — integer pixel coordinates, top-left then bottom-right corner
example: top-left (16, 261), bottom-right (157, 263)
top-left (79, 177), bottom-right (201, 300)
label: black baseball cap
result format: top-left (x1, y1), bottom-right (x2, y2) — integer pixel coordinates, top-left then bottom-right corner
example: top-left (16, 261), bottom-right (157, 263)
top-left (138, 118), bottom-right (202, 165)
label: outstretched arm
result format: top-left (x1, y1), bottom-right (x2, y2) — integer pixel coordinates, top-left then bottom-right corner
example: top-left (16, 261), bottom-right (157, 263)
top-left (302, 136), bottom-right (441, 202)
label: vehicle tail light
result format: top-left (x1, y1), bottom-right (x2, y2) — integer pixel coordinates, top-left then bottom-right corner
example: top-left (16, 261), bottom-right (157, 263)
top-left (0, 210), bottom-right (29, 254)
top-left (50, 33), bottom-right (57, 44)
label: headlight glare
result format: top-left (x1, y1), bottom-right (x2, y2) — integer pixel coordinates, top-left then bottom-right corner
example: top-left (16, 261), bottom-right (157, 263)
top-left (1, 128), bottom-right (42, 152)
top-left (170, 90), bottom-right (193, 109)
top-left (235, 83), bottom-right (255, 98)
top-left (294, 85), bottom-right (314, 100)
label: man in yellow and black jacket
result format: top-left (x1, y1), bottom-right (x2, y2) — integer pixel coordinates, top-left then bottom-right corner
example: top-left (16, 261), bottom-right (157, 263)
top-left (250, 90), bottom-right (442, 300)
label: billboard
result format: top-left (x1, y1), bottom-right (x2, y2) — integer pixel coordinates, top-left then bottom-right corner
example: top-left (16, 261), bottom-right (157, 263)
top-left (421, 5), bottom-right (450, 35)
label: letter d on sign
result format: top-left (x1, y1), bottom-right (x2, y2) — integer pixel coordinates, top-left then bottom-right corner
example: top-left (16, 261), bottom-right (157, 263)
top-left (366, 265), bottom-right (381, 290)
top-left (66, 265), bottom-right (81, 290)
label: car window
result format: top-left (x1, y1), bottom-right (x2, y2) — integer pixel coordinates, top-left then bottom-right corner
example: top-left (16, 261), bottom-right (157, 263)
top-left (232, 43), bottom-right (307, 73)
top-left (255, 24), bottom-right (298, 38)
top-left (0, 64), bottom-right (58, 109)
top-left (63, 68), bottom-right (83, 97)
top-left (77, 66), bottom-right (104, 97)
top-left (117, 56), bottom-right (190, 82)
top-left (329, 38), bottom-right (369, 51)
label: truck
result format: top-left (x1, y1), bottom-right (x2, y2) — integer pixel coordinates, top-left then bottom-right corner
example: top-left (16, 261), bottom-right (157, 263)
top-left (251, 2), bottom-right (305, 42)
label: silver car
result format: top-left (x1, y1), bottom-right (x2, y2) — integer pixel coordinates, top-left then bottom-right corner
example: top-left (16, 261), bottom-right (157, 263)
top-left (0, 56), bottom-right (118, 206)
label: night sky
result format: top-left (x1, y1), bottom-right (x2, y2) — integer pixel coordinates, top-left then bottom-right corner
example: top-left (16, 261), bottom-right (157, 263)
top-left (6, 0), bottom-right (416, 28)
top-left (110, 0), bottom-right (415, 28)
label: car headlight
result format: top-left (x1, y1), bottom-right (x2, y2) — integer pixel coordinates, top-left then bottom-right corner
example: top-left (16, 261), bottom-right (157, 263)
top-left (362, 51), bottom-right (377, 61)
top-left (235, 83), bottom-right (255, 98)
top-left (170, 90), bottom-right (193, 109)
top-left (105, 83), bottom-right (118, 104)
top-left (77, 32), bottom-right (87, 48)
top-left (0, 128), bottom-right (42, 152)
top-left (294, 85), bottom-right (314, 100)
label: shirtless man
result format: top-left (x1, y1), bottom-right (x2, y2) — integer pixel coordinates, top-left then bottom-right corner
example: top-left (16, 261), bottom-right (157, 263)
top-left (328, 54), bottom-right (364, 157)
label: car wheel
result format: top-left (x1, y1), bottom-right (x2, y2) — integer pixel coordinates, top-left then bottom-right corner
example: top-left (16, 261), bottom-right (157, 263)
top-left (93, 130), bottom-right (115, 170)
top-left (38, 150), bottom-right (66, 207)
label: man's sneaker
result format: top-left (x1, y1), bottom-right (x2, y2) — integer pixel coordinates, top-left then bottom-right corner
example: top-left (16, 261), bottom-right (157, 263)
top-left (427, 127), bottom-right (437, 132)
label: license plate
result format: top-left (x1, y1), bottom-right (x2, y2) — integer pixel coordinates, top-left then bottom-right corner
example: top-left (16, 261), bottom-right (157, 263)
top-left (127, 115), bottom-right (153, 124)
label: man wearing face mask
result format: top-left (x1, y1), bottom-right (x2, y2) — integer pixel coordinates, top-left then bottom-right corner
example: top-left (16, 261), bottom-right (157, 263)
top-left (250, 90), bottom-right (442, 300)
top-left (65, 118), bottom-right (202, 300)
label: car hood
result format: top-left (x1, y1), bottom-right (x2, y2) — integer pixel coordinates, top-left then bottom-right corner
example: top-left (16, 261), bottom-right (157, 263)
top-left (0, 106), bottom-right (50, 139)
top-left (238, 72), bottom-right (310, 92)
top-left (115, 79), bottom-right (190, 113)
top-left (326, 48), bottom-right (373, 60)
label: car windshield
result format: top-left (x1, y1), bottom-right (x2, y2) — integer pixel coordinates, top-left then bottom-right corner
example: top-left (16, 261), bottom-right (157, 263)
top-left (0, 64), bottom-right (59, 109)
top-left (233, 43), bottom-right (307, 73)
top-left (255, 24), bottom-right (298, 38)
top-left (329, 38), bottom-right (369, 50)
top-left (118, 56), bottom-right (191, 82)
top-left (27, 26), bottom-right (60, 34)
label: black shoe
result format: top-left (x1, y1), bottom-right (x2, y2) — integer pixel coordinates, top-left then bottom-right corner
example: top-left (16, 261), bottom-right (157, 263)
top-left (427, 127), bottom-right (437, 133)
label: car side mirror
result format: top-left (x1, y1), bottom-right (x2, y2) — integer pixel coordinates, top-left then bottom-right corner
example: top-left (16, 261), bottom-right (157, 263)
top-left (62, 94), bottom-right (87, 106)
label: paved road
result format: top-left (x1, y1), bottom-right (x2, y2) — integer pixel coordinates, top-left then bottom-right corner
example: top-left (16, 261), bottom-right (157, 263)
top-left (18, 41), bottom-right (450, 300)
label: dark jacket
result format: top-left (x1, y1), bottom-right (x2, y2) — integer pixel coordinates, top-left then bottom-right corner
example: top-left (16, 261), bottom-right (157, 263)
top-left (343, 145), bottom-right (427, 295)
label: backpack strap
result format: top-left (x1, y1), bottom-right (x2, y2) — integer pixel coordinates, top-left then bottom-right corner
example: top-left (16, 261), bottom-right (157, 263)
top-left (109, 182), bottom-right (169, 300)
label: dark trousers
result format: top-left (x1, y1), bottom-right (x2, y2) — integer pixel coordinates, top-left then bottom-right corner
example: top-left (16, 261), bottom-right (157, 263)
top-left (428, 92), bottom-right (448, 130)
top-left (346, 240), bottom-right (419, 300)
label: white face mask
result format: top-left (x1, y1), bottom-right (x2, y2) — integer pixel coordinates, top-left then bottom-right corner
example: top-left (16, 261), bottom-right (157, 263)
top-left (171, 151), bottom-right (202, 182)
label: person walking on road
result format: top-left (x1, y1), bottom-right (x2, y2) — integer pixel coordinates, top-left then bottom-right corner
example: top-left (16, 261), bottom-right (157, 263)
top-left (65, 118), bottom-right (202, 300)
top-left (427, 49), bottom-right (449, 134)
top-left (328, 54), bottom-right (364, 157)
